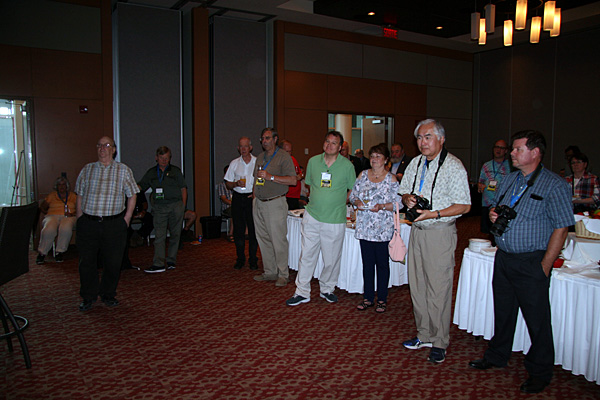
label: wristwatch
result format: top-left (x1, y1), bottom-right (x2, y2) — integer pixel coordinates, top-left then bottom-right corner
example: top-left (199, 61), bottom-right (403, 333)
top-left (436, 210), bottom-right (441, 219)
top-left (270, 175), bottom-right (275, 181)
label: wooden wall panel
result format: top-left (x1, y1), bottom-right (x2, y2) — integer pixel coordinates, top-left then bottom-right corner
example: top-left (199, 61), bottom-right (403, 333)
top-left (284, 71), bottom-right (327, 110)
top-left (34, 97), bottom-right (104, 197)
top-left (283, 108), bottom-right (328, 168)
top-left (393, 115), bottom-right (423, 158)
top-left (327, 76), bottom-right (395, 115)
top-left (31, 48), bottom-right (103, 99)
top-left (395, 83), bottom-right (426, 116)
top-left (0, 45), bottom-right (32, 97)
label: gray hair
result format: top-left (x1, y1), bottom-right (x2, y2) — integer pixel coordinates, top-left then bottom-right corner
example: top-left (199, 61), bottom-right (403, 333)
top-left (53, 176), bottom-right (71, 192)
top-left (414, 119), bottom-right (445, 140)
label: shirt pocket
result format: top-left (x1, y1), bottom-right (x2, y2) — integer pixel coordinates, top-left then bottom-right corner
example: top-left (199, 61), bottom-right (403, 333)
top-left (519, 195), bottom-right (545, 221)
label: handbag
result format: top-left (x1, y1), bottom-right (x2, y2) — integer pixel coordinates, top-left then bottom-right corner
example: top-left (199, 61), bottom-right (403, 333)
top-left (388, 202), bottom-right (407, 263)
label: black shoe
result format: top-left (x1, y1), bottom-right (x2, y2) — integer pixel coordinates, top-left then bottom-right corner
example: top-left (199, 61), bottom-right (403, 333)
top-left (55, 252), bottom-right (64, 263)
top-left (79, 299), bottom-right (95, 312)
top-left (145, 265), bottom-right (166, 273)
top-left (167, 262), bottom-right (176, 270)
top-left (520, 377), bottom-right (550, 394)
top-left (101, 296), bottom-right (119, 307)
top-left (233, 261), bottom-right (244, 270)
top-left (36, 254), bottom-right (45, 265)
top-left (249, 263), bottom-right (258, 270)
top-left (468, 358), bottom-right (501, 370)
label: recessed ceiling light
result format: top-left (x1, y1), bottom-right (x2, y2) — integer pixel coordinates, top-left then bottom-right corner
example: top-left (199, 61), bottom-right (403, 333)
top-left (368, 12), bottom-right (375, 16)
top-left (436, 26), bottom-right (443, 30)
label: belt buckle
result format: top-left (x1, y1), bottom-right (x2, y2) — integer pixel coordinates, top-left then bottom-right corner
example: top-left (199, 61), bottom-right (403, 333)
top-left (98, 216), bottom-right (105, 222)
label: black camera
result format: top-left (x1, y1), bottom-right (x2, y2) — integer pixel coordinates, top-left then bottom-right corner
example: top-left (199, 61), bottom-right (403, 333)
top-left (489, 205), bottom-right (517, 237)
top-left (406, 196), bottom-right (431, 222)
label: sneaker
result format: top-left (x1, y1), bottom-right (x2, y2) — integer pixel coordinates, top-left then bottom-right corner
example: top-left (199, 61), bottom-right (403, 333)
top-left (402, 337), bottom-right (433, 350)
top-left (428, 347), bottom-right (446, 364)
top-left (167, 262), bottom-right (176, 270)
top-left (101, 296), bottom-right (119, 307)
top-left (320, 292), bottom-right (338, 303)
top-left (144, 265), bottom-right (166, 274)
top-left (286, 295), bottom-right (310, 306)
top-left (253, 274), bottom-right (277, 282)
top-left (54, 252), bottom-right (64, 263)
top-left (275, 277), bottom-right (288, 287)
top-left (36, 254), bottom-right (45, 265)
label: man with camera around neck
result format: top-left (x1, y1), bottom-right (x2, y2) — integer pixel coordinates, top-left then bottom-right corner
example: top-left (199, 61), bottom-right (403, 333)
top-left (469, 131), bottom-right (574, 394)
top-left (399, 119), bottom-right (471, 364)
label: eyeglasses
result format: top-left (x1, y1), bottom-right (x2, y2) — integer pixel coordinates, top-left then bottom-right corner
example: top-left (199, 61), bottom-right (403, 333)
top-left (96, 143), bottom-right (113, 148)
top-left (260, 136), bottom-right (273, 142)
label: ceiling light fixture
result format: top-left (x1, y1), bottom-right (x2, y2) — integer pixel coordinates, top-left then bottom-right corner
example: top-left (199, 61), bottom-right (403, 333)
top-left (504, 20), bottom-right (513, 46)
top-left (550, 8), bottom-right (561, 37)
top-left (436, 26), bottom-right (443, 30)
top-left (485, 3), bottom-right (495, 34)
top-left (471, 12), bottom-right (480, 40)
top-left (368, 12), bottom-right (375, 16)
top-left (530, 16), bottom-right (542, 43)
top-left (515, 0), bottom-right (527, 30)
top-left (479, 18), bottom-right (487, 45)
top-left (543, 1), bottom-right (555, 30)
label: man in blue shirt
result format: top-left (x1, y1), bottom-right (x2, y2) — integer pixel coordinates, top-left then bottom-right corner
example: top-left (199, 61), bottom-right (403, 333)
top-left (469, 131), bottom-right (574, 394)
top-left (477, 140), bottom-right (510, 237)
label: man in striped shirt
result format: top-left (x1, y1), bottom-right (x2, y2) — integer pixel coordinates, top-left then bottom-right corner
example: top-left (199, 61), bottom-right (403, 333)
top-left (75, 136), bottom-right (139, 312)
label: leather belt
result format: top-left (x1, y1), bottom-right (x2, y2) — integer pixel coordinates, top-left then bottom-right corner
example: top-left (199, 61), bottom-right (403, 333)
top-left (413, 220), bottom-right (455, 230)
top-left (83, 212), bottom-right (124, 222)
top-left (257, 194), bottom-right (285, 202)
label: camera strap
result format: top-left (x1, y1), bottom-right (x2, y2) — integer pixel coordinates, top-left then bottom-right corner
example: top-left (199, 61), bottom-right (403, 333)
top-left (411, 147), bottom-right (448, 209)
top-left (496, 163), bottom-right (543, 209)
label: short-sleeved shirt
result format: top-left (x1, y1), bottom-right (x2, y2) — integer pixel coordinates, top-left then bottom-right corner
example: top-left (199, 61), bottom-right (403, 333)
top-left (224, 155), bottom-right (256, 194)
top-left (305, 153), bottom-right (356, 224)
top-left (494, 167), bottom-right (574, 253)
top-left (45, 191), bottom-right (77, 216)
top-left (399, 151), bottom-right (471, 228)
top-left (253, 148), bottom-right (296, 200)
top-left (138, 164), bottom-right (187, 205)
top-left (217, 182), bottom-right (232, 212)
top-left (479, 159), bottom-right (511, 207)
top-left (75, 160), bottom-right (139, 217)
top-left (287, 155), bottom-right (301, 199)
top-left (349, 172), bottom-right (400, 242)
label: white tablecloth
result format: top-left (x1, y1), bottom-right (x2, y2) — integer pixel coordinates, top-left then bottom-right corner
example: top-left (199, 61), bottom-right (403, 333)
top-left (286, 215), bottom-right (410, 293)
top-left (453, 248), bottom-right (600, 385)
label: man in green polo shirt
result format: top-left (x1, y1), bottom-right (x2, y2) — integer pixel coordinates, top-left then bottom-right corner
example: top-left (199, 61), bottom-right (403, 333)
top-left (138, 146), bottom-right (187, 273)
top-left (286, 131), bottom-right (356, 306)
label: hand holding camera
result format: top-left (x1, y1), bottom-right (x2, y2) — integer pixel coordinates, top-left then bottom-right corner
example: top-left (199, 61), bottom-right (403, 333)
top-left (405, 195), bottom-right (432, 222)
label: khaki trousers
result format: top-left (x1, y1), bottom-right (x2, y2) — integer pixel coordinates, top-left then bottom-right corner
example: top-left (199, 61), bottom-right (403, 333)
top-left (294, 211), bottom-right (345, 298)
top-left (407, 223), bottom-right (457, 349)
top-left (252, 196), bottom-right (289, 279)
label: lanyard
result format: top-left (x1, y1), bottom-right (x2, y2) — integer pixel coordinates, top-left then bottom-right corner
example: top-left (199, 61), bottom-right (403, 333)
top-left (418, 160), bottom-right (429, 192)
top-left (58, 191), bottom-right (68, 206)
top-left (263, 147), bottom-right (279, 169)
top-left (509, 174), bottom-right (528, 207)
top-left (157, 165), bottom-right (167, 184)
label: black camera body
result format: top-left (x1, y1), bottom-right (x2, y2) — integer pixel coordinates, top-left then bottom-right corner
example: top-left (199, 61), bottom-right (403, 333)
top-left (489, 205), bottom-right (517, 237)
top-left (406, 196), bottom-right (431, 222)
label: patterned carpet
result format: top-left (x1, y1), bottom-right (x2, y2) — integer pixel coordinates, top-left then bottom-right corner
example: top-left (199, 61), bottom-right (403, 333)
top-left (0, 216), bottom-right (598, 399)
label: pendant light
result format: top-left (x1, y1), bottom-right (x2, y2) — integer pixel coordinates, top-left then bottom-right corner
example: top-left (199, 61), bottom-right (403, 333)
top-left (550, 8), bottom-right (561, 37)
top-left (471, 12), bottom-right (480, 40)
top-left (504, 20), bottom-right (513, 46)
top-left (530, 16), bottom-right (542, 44)
top-left (485, 3), bottom-right (495, 34)
top-left (479, 18), bottom-right (487, 45)
top-left (515, 0), bottom-right (527, 30)
top-left (543, 1), bottom-right (556, 31)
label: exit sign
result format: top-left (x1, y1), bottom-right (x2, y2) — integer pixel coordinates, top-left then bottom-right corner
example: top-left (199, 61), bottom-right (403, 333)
top-left (382, 27), bottom-right (398, 39)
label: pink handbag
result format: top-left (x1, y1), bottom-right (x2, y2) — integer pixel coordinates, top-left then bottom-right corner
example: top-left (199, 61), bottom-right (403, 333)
top-left (389, 202), bottom-right (407, 263)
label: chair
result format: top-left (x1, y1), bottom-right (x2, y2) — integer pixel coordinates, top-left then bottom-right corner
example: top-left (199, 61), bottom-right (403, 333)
top-left (0, 202), bottom-right (39, 369)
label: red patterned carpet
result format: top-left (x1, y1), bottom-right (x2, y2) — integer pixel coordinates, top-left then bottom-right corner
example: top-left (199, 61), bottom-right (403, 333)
top-left (1, 216), bottom-right (598, 399)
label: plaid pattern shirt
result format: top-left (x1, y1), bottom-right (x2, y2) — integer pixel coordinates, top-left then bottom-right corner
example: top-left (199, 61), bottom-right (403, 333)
top-left (75, 160), bottom-right (139, 217)
top-left (494, 167), bottom-right (574, 254)
top-left (565, 172), bottom-right (600, 209)
top-left (217, 182), bottom-right (232, 213)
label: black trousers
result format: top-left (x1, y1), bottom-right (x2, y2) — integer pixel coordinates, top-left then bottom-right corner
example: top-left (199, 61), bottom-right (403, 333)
top-left (286, 197), bottom-right (300, 210)
top-left (232, 192), bottom-right (258, 265)
top-left (77, 215), bottom-right (128, 301)
top-left (485, 249), bottom-right (554, 382)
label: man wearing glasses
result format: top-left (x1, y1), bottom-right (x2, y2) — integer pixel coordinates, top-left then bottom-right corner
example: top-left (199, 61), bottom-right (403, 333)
top-left (75, 136), bottom-right (138, 311)
top-left (252, 128), bottom-right (297, 287)
top-left (478, 140), bottom-right (511, 238)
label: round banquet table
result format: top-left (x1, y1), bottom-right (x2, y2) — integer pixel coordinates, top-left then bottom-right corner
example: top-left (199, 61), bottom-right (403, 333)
top-left (286, 215), bottom-right (411, 294)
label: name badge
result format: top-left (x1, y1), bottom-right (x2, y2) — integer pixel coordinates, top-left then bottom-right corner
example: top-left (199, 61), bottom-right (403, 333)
top-left (321, 172), bottom-right (332, 188)
top-left (155, 187), bottom-right (165, 200)
top-left (487, 180), bottom-right (497, 192)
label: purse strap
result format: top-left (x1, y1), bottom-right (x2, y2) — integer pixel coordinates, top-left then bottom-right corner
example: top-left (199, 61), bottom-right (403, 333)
top-left (393, 202), bottom-right (400, 231)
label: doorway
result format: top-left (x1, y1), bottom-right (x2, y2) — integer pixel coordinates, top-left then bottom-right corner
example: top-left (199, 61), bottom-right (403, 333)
top-left (328, 113), bottom-right (394, 155)
top-left (0, 99), bottom-right (35, 206)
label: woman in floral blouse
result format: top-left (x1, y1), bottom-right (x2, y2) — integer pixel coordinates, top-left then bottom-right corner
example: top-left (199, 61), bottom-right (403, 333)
top-left (349, 143), bottom-right (400, 313)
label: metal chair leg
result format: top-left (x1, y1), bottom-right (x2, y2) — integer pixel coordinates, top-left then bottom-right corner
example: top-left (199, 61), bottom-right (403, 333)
top-left (0, 292), bottom-right (31, 368)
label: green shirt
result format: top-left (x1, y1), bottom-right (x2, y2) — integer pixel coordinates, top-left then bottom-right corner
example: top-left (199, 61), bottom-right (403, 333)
top-left (138, 164), bottom-right (187, 205)
top-left (305, 153), bottom-right (356, 223)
